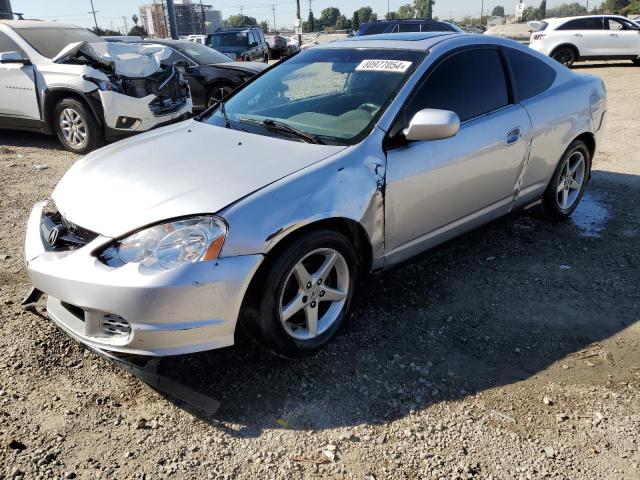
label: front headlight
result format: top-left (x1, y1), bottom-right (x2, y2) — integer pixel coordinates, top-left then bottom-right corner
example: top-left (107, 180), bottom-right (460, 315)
top-left (99, 216), bottom-right (227, 270)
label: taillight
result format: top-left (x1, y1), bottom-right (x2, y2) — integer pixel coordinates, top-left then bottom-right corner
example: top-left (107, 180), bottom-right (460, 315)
top-left (532, 33), bottom-right (546, 41)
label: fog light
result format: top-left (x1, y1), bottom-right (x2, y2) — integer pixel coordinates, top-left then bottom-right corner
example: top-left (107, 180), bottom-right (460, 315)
top-left (116, 116), bottom-right (140, 129)
top-left (100, 314), bottom-right (131, 337)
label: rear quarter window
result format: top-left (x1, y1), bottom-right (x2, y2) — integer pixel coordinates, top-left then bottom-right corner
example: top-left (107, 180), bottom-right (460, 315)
top-left (506, 48), bottom-right (556, 101)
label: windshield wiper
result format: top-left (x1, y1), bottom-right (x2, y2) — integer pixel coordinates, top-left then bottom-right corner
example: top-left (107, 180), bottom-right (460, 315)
top-left (219, 100), bottom-right (231, 129)
top-left (238, 117), bottom-right (323, 144)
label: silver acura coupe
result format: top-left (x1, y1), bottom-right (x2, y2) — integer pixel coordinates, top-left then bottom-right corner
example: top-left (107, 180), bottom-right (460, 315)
top-left (25, 32), bottom-right (607, 357)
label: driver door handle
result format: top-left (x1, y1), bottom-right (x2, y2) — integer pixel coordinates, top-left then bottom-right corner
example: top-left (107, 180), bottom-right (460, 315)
top-left (610, 33), bottom-right (619, 37)
top-left (505, 127), bottom-right (522, 146)
top-left (574, 33), bottom-right (583, 37)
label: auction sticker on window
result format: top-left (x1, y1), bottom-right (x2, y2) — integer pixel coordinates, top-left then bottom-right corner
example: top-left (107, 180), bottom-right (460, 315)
top-left (355, 59), bottom-right (413, 73)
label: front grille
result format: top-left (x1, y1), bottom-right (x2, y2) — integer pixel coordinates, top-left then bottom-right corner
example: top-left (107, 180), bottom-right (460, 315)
top-left (100, 314), bottom-right (131, 337)
top-left (41, 206), bottom-right (98, 251)
top-left (61, 217), bottom-right (98, 243)
top-left (149, 96), bottom-right (187, 116)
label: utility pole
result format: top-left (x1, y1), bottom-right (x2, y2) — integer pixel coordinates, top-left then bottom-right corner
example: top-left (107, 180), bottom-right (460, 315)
top-left (295, 0), bottom-right (301, 46)
top-left (199, 0), bottom-right (206, 35)
top-left (166, 0), bottom-right (179, 39)
top-left (240, 5), bottom-right (244, 15)
top-left (272, 4), bottom-right (277, 32)
top-left (480, 0), bottom-right (484, 24)
top-left (122, 16), bottom-right (128, 34)
top-left (387, 0), bottom-right (389, 18)
top-left (89, 0), bottom-right (99, 31)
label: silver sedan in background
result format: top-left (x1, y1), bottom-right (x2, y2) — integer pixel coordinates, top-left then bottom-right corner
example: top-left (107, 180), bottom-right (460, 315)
top-left (25, 32), bottom-right (606, 358)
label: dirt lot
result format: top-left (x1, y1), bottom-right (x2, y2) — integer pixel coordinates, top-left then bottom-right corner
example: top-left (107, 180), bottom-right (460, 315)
top-left (0, 62), bottom-right (639, 480)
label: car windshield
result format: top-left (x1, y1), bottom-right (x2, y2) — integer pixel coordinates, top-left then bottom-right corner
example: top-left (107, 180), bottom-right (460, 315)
top-left (202, 48), bottom-right (425, 145)
top-left (179, 42), bottom-right (231, 64)
top-left (16, 27), bottom-right (105, 58)
top-left (208, 32), bottom-right (249, 48)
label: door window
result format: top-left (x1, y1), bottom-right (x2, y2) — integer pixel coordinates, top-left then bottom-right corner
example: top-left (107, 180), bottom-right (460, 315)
top-left (557, 17), bottom-right (603, 30)
top-left (605, 18), bottom-right (637, 30)
top-left (0, 32), bottom-right (26, 56)
top-left (361, 23), bottom-right (388, 35)
top-left (506, 48), bottom-right (556, 101)
top-left (405, 48), bottom-right (510, 123)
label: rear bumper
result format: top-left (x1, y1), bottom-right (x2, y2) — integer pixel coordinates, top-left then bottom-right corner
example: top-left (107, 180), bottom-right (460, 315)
top-left (528, 42), bottom-right (552, 56)
top-left (25, 202), bottom-right (263, 356)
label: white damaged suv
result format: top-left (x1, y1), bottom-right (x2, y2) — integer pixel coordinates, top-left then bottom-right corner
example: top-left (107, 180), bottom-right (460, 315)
top-left (0, 20), bottom-right (192, 153)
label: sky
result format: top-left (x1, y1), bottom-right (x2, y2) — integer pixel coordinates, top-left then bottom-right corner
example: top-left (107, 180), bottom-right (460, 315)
top-left (11, 0), bottom-right (599, 31)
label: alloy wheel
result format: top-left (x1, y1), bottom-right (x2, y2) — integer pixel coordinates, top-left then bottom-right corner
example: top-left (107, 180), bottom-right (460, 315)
top-left (553, 48), bottom-right (575, 67)
top-left (557, 151), bottom-right (585, 210)
top-left (207, 86), bottom-right (233, 107)
top-left (60, 108), bottom-right (87, 148)
top-left (278, 248), bottom-right (350, 341)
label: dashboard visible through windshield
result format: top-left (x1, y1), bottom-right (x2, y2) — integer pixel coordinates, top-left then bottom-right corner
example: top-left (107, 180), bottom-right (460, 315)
top-left (202, 48), bottom-right (425, 145)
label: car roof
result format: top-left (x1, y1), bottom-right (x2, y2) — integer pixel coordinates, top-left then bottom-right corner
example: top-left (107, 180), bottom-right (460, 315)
top-left (363, 19), bottom-right (448, 24)
top-left (322, 31), bottom-right (463, 50)
top-left (543, 14), bottom-right (628, 26)
top-left (0, 20), bottom-right (83, 29)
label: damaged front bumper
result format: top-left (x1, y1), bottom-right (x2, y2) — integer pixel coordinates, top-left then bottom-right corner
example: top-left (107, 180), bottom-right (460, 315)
top-left (99, 90), bottom-right (193, 141)
top-left (24, 202), bottom-right (263, 356)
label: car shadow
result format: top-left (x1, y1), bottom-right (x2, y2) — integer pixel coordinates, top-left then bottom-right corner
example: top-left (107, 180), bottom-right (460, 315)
top-left (0, 130), bottom-right (68, 152)
top-left (127, 171), bottom-right (639, 437)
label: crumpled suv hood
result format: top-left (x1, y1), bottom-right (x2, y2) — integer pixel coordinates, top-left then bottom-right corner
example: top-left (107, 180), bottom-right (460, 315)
top-left (52, 120), bottom-right (346, 238)
top-left (53, 41), bottom-right (173, 77)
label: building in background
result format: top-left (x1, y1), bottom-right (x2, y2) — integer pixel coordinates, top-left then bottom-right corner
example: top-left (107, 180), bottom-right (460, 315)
top-left (139, 2), bottom-right (170, 38)
top-left (204, 9), bottom-right (222, 33)
top-left (0, 0), bottom-right (12, 20)
top-left (139, 0), bottom-right (216, 38)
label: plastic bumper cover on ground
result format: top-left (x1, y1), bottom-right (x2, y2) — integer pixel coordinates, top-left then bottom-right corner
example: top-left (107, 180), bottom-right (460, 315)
top-left (24, 202), bottom-right (263, 356)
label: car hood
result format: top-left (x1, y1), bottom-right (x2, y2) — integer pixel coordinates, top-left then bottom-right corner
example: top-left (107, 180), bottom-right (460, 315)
top-left (212, 61), bottom-right (267, 74)
top-left (52, 41), bottom-right (172, 77)
top-left (53, 120), bottom-right (346, 238)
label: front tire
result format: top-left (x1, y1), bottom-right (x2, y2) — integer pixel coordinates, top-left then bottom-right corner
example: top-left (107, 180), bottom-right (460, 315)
top-left (551, 46), bottom-right (577, 68)
top-left (242, 230), bottom-right (359, 357)
top-left (633, 58), bottom-right (640, 66)
top-left (206, 84), bottom-right (233, 108)
top-left (543, 140), bottom-right (591, 221)
top-left (53, 98), bottom-right (103, 154)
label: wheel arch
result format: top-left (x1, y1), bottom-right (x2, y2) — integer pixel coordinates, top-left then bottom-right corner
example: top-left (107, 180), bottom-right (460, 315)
top-left (42, 88), bottom-right (104, 134)
top-left (550, 43), bottom-right (580, 60)
top-left (239, 217), bottom-right (373, 314)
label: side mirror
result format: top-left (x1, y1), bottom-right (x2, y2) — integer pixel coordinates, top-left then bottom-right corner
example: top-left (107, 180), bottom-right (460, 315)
top-left (403, 108), bottom-right (460, 141)
top-left (250, 42), bottom-right (258, 48)
top-left (0, 51), bottom-right (29, 64)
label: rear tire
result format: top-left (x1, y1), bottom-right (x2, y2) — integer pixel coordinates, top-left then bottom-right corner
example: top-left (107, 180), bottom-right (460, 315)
top-left (241, 230), bottom-right (359, 358)
top-left (551, 46), bottom-right (577, 68)
top-left (53, 98), bottom-right (103, 154)
top-left (633, 58), bottom-right (640, 66)
top-left (543, 140), bottom-right (591, 221)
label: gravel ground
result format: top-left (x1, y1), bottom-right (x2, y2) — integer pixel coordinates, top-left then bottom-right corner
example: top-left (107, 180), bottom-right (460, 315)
top-left (0, 62), bottom-right (639, 480)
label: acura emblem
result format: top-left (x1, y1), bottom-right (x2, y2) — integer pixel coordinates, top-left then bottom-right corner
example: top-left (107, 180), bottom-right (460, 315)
top-left (47, 226), bottom-right (61, 247)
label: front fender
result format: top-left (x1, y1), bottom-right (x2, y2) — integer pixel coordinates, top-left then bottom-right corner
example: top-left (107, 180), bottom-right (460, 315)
top-left (219, 129), bottom-right (387, 269)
